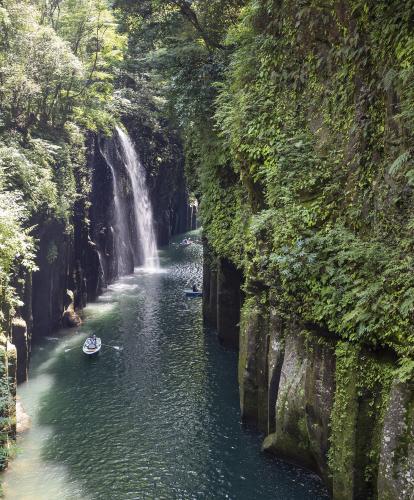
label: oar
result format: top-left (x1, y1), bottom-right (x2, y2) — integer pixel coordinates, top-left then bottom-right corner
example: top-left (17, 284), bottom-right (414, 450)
top-left (101, 343), bottom-right (123, 351)
top-left (64, 346), bottom-right (76, 352)
top-left (64, 342), bottom-right (122, 352)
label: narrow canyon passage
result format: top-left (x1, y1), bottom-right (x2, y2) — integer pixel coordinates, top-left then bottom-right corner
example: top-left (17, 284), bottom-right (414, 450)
top-left (3, 234), bottom-right (327, 499)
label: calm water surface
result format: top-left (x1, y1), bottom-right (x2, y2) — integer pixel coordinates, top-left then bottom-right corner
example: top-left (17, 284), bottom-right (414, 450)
top-left (3, 232), bottom-right (328, 499)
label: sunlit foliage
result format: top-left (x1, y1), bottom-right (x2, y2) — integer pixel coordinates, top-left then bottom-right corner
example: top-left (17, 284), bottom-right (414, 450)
top-left (118, 0), bottom-right (414, 359)
top-left (0, 0), bottom-right (126, 327)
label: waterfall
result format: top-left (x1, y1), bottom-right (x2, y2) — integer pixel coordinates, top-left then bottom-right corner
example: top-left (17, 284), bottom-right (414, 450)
top-left (98, 127), bottom-right (159, 277)
top-left (115, 126), bottom-right (159, 270)
top-left (99, 140), bottom-right (135, 276)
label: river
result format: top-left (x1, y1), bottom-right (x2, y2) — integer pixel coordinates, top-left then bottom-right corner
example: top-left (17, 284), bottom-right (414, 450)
top-left (3, 231), bottom-right (328, 499)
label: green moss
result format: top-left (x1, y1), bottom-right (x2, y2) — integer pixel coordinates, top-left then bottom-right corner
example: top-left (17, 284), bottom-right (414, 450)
top-left (238, 296), bottom-right (258, 421)
top-left (328, 343), bottom-right (359, 497)
top-left (239, 293), bottom-right (271, 425)
top-left (329, 343), bottom-right (395, 499)
top-left (393, 387), bottom-right (414, 479)
top-left (188, 0), bottom-right (414, 357)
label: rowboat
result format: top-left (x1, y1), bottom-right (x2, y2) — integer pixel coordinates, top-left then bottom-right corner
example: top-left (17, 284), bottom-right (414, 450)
top-left (185, 289), bottom-right (203, 297)
top-left (82, 336), bottom-right (102, 356)
top-left (179, 239), bottom-right (192, 247)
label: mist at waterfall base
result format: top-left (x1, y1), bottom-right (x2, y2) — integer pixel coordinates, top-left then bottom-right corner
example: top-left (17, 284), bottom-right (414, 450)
top-left (3, 235), bottom-right (328, 499)
top-left (99, 127), bottom-right (159, 275)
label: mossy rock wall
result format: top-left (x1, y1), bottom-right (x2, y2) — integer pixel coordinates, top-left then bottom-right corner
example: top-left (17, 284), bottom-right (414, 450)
top-left (261, 323), bottom-right (335, 487)
top-left (203, 243), bottom-right (243, 347)
top-left (195, 0), bottom-right (414, 496)
top-left (377, 381), bottom-right (414, 499)
top-left (238, 295), bottom-right (269, 429)
top-left (210, 262), bottom-right (408, 499)
top-left (0, 334), bottom-right (17, 470)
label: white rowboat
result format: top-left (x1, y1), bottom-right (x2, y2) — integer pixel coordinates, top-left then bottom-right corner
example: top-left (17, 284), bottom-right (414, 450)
top-left (82, 337), bottom-right (102, 356)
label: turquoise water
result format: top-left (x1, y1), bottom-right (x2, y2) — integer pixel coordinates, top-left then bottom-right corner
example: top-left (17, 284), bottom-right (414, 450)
top-left (3, 233), bottom-right (328, 499)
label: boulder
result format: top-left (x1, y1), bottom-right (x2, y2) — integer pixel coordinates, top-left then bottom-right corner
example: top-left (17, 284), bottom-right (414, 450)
top-left (62, 289), bottom-right (82, 327)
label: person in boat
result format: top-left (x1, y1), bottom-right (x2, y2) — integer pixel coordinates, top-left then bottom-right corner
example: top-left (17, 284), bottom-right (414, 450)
top-left (192, 284), bottom-right (198, 292)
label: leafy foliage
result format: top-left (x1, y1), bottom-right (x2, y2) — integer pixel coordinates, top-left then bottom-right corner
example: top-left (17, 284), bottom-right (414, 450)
top-left (0, 0), bottom-right (127, 335)
top-left (0, 0), bottom-right (126, 131)
top-left (203, 0), bottom-right (414, 356)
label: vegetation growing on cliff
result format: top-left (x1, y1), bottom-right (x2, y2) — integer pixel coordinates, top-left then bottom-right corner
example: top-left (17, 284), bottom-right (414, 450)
top-left (0, 0), bottom-right (126, 327)
top-left (1, 0), bottom-right (414, 494)
top-left (0, 1), bottom-right (129, 465)
top-left (118, 0), bottom-right (414, 356)
top-left (118, 0), bottom-right (414, 495)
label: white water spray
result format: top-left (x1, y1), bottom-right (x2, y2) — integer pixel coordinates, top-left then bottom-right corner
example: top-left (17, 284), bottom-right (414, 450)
top-left (99, 140), bottom-right (134, 276)
top-left (116, 126), bottom-right (159, 270)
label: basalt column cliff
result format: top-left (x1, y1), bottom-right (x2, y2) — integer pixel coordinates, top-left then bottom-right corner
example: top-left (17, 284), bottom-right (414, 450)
top-left (0, 123), bottom-right (191, 469)
top-left (199, 2), bottom-right (414, 499)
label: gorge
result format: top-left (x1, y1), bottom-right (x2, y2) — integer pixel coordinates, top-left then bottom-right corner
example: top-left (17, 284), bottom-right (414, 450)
top-left (1, 0), bottom-right (414, 499)
top-left (3, 234), bottom-right (329, 499)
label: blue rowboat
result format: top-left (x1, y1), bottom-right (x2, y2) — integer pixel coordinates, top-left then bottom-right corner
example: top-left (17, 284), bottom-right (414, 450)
top-left (184, 289), bottom-right (202, 297)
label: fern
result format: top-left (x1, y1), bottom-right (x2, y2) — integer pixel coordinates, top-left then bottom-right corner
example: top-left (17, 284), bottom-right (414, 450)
top-left (389, 151), bottom-right (410, 176)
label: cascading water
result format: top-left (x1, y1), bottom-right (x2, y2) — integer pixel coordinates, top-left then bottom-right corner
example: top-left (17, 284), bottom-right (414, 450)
top-left (99, 140), bottom-right (134, 276)
top-left (115, 126), bottom-right (159, 270)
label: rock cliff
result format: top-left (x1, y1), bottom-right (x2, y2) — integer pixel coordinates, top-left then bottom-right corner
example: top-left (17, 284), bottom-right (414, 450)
top-left (0, 123), bottom-right (190, 471)
top-left (204, 256), bottom-right (414, 498)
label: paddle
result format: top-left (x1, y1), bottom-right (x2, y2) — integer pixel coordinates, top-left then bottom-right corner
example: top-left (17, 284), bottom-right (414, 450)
top-left (101, 343), bottom-right (123, 351)
top-left (63, 342), bottom-right (122, 352)
top-left (64, 346), bottom-right (75, 352)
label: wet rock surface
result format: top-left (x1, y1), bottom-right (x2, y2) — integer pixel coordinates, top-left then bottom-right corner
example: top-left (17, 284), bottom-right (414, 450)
top-left (204, 252), bottom-right (414, 498)
top-left (203, 244), bottom-right (242, 348)
top-left (263, 328), bottom-right (335, 487)
top-left (11, 318), bottom-right (29, 385)
top-left (378, 381), bottom-right (414, 499)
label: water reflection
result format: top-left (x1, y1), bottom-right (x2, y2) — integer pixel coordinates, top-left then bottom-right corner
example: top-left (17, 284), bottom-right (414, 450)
top-left (3, 232), bottom-right (328, 499)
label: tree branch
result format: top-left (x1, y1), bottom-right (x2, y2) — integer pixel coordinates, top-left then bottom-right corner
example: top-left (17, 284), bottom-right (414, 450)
top-left (168, 0), bottom-right (228, 50)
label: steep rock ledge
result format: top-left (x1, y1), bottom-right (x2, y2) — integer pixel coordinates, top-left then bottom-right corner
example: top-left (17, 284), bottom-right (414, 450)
top-left (0, 124), bottom-right (191, 472)
top-left (377, 381), bottom-right (414, 499)
top-left (203, 242), bottom-right (243, 348)
top-left (203, 253), bottom-right (414, 499)
top-left (30, 126), bottom-right (191, 346)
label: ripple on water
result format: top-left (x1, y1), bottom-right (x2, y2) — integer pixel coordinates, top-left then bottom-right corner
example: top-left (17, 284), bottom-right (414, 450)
top-left (3, 232), bottom-right (328, 500)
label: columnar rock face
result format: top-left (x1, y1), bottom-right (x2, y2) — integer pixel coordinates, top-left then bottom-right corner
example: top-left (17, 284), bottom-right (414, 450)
top-left (202, 240), bottom-right (218, 329)
top-left (238, 295), bottom-right (270, 429)
top-left (203, 243), bottom-right (243, 347)
top-left (12, 125), bottom-right (190, 384)
top-left (217, 258), bottom-right (242, 347)
top-left (0, 334), bottom-right (17, 469)
top-left (204, 253), bottom-right (414, 498)
top-left (151, 156), bottom-right (191, 246)
top-left (11, 318), bottom-right (29, 385)
top-left (262, 326), bottom-right (335, 488)
top-left (31, 207), bottom-right (101, 339)
top-left (123, 113), bottom-right (192, 247)
top-left (30, 127), bottom-right (190, 344)
top-left (89, 130), bottom-right (191, 281)
top-left (378, 381), bottom-right (414, 499)
top-left (88, 133), bottom-right (121, 286)
top-left (0, 122), bottom-right (190, 471)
